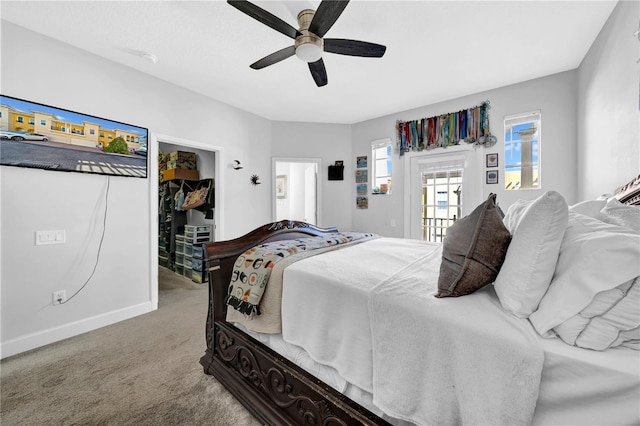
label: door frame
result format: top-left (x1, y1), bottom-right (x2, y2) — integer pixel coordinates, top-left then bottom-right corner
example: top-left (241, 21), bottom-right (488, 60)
top-left (403, 145), bottom-right (481, 239)
top-left (149, 132), bottom-right (224, 309)
top-left (271, 157), bottom-right (322, 225)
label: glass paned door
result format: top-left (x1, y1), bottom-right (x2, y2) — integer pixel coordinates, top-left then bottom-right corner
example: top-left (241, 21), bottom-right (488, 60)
top-left (421, 169), bottom-right (462, 242)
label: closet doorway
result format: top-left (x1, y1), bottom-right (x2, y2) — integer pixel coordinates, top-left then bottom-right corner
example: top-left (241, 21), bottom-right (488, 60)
top-left (151, 133), bottom-right (223, 308)
top-left (272, 158), bottom-right (320, 225)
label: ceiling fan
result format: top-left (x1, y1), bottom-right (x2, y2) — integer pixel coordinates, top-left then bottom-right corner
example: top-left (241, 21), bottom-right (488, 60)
top-left (228, 0), bottom-right (386, 87)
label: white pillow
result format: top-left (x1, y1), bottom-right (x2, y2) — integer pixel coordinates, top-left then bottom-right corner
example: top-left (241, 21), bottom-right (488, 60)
top-left (600, 197), bottom-right (640, 233)
top-left (569, 199), bottom-right (607, 218)
top-left (529, 212), bottom-right (640, 337)
top-left (494, 191), bottom-right (569, 318)
top-left (552, 277), bottom-right (640, 350)
top-left (570, 197), bottom-right (640, 233)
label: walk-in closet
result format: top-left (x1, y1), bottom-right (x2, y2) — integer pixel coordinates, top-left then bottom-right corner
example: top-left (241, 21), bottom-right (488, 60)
top-left (158, 142), bottom-right (216, 287)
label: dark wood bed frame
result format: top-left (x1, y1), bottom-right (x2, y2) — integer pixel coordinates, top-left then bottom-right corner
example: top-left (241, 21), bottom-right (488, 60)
top-left (200, 220), bottom-right (389, 426)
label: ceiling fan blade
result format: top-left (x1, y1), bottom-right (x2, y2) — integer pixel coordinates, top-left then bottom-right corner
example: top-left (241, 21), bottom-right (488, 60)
top-left (250, 46), bottom-right (295, 69)
top-left (308, 0), bottom-right (349, 38)
top-left (324, 38), bottom-right (386, 57)
top-left (308, 59), bottom-right (328, 87)
top-left (228, 0), bottom-right (301, 39)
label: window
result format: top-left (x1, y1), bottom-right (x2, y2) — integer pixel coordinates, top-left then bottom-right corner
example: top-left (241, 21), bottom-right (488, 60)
top-left (504, 111), bottom-right (541, 190)
top-left (421, 160), bottom-right (463, 242)
top-left (40, 119), bottom-right (46, 126)
top-left (100, 132), bottom-right (104, 137)
top-left (371, 138), bottom-right (392, 194)
top-left (29, 118), bottom-right (34, 125)
top-left (16, 116), bottom-right (23, 123)
top-left (90, 129), bottom-right (95, 135)
top-left (436, 191), bottom-right (448, 210)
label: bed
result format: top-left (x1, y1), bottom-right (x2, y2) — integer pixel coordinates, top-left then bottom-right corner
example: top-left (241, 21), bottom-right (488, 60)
top-left (200, 176), bottom-right (640, 426)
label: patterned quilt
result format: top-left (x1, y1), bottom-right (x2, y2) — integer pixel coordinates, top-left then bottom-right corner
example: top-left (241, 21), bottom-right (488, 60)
top-left (225, 232), bottom-right (374, 317)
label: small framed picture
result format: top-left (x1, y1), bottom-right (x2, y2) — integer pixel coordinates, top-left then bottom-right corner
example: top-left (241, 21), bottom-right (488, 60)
top-left (276, 175), bottom-right (287, 199)
top-left (356, 156), bottom-right (368, 168)
top-left (486, 153), bottom-right (499, 168)
top-left (356, 196), bottom-right (369, 209)
top-left (486, 170), bottom-right (499, 184)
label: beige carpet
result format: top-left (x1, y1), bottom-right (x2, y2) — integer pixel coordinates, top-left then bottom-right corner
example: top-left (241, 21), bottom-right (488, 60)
top-left (0, 268), bottom-right (261, 426)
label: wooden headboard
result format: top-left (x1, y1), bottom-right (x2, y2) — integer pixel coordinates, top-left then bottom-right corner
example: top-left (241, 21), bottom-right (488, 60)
top-left (614, 174), bottom-right (640, 206)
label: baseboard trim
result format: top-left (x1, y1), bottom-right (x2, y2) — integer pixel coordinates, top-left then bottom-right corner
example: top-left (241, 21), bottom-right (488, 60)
top-left (0, 301), bottom-right (154, 359)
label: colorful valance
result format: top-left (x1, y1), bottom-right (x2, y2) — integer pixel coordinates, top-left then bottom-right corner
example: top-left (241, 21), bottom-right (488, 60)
top-left (396, 101), bottom-right (496, 156)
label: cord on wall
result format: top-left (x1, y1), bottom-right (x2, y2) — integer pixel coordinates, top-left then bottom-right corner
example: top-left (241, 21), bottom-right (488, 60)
top-left (61, 176), bottom-right (110, 304)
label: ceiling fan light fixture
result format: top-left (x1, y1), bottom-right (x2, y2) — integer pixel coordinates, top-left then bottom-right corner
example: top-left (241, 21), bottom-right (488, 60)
top-left (295, 43), bottom-right (322, 63)
top-left (294, 8), bottom-right (323, 63)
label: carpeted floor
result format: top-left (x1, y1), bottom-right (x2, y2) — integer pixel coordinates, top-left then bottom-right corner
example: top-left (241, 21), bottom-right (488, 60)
top-left (0, 268), bottom-right (261, 426)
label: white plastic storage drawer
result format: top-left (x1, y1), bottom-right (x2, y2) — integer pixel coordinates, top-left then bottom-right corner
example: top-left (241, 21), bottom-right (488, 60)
top-left (183, 267), bottom-right (192, 280)
top-left (175, 241), bottom-right (185, 255)
top-left (185, 224), bottom-right (212, 234)
top-left (192, 258), bottom-right (203, 272)
top-left (186, 232), bottom-right (211, 244)
top-left (192, 246), bottom-right (204, 259)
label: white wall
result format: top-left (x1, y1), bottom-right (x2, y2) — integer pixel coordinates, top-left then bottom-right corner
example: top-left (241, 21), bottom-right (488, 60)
top-left (351, 71), bottom-right (578, 237)
top-left (271, 122), bottom-right (352, 231)
top-left (0, 22), bottom-right (273, 358)
top-left (577, 0), bottom-right (640, 200)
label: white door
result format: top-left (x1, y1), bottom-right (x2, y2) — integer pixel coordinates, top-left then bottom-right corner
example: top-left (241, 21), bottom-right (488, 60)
top-left (407, 148), bottom-right (482, 240)
top-left (273, 158), bottom-right (320, 225)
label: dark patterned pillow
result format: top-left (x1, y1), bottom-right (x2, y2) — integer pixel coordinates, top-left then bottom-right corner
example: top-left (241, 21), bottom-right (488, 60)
top-left (436, 193), bottom-right (511, 298)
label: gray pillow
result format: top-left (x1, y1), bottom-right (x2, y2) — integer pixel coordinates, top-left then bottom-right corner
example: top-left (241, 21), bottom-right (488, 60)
top-left (436, 193), bottom-right (511, 298)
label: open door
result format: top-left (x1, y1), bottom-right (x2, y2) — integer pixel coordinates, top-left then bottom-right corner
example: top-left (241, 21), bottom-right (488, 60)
top-left (272, 158), bottom-right (320, 225)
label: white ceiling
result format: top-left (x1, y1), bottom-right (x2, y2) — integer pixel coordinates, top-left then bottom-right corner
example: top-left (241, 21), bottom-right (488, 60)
top-left (1, 0), bottom-right (617, 124)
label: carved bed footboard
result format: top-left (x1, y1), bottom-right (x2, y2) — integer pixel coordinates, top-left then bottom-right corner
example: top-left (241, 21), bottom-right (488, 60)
top-left (200, 220), bottom-right (389, 425)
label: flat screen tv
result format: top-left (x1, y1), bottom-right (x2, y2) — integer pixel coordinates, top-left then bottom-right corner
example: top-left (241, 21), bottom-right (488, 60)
top-left (0, 95), bottom-right (148, 178)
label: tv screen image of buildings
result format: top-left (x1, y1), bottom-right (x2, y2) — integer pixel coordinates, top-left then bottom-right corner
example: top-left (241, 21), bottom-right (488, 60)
top-left (0, 95), bottom-right (148, 178)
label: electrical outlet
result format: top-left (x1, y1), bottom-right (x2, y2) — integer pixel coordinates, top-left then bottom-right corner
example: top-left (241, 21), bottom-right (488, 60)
top-left (53, 290), bottom-right (66, 305)
top-left (36, 230), bottom-right (66, 246)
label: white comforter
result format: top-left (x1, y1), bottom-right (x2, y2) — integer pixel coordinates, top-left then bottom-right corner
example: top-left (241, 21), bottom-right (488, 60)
top-left (282, 237), bottom-right (430, 392)
top-left (281, 238), bottom-right (544, 425)
top-left (370, 243), bottom-right (544, 426)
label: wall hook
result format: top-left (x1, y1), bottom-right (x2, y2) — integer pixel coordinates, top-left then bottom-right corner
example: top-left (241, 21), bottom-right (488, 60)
top-left (233, 160), bottom-right (243, 170)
